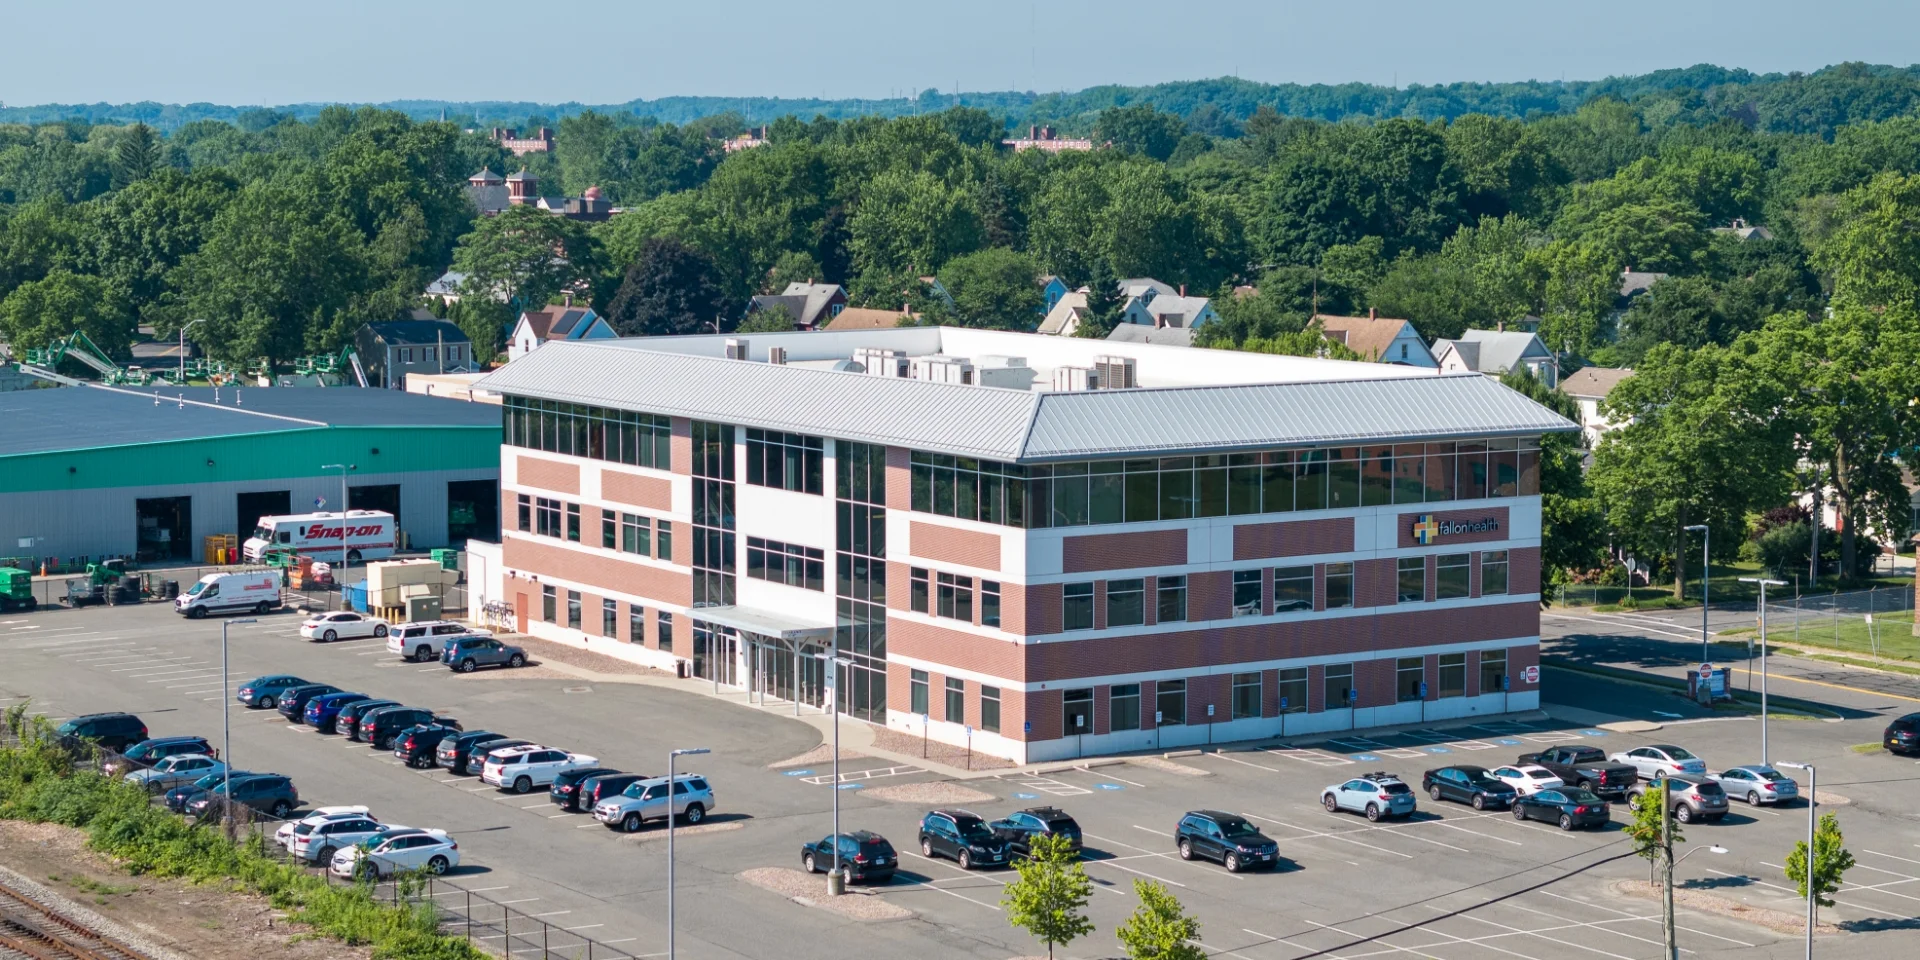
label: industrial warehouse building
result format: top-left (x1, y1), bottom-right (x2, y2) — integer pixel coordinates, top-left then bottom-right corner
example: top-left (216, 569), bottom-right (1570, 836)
top-left (0, 384), bottom-right (502, 567)
top-left (474, 327), bottom-right (1573, 763)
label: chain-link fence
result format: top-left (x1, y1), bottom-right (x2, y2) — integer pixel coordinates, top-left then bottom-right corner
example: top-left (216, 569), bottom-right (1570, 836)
top-left (17, 560), bottom-right (469, 616)
top-left (1756, 585), bottom-right (1917, 662)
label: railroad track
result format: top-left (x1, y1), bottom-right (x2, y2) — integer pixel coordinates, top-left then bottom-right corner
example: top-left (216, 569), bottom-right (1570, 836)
top-left (0, 881), bottom-right (149, 960)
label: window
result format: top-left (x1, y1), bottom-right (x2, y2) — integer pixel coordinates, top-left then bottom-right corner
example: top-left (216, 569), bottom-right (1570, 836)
top-left (565, 503), bottom-right (580, 542)
top-left (627, 602), bottom-right (644, 644)
top-left (1107, 578), bottom-right (1144, 627)
top-left (981, 581), bottom-right (1001, 627)
top-left (566, 590), bottom-right (582, 628)
top-left (620, 513), bottom-right (650, 556)
top-left (936, 572), bottom-right (974, 621)
top-left (1397, 557), bottom-right (1426, 603)
top-left (945, 677), bottom-right (965, 723)
top-left (1062, 582), bottom-right (1094, 630)
top-left (656, 520), bottom-right (673, 561)
top-left (1324, 662), bottom-right (1354, 708)
top-left (1156, 679), bottom-right (1187, 726)
top-left (1279, 667), bottom-right (1307, 714)
top-left (1231, 673), bottom-right (1262, 720)
top-left (909, 451), bottom-right (1029, 527)
top-left (1481, 550), bottom-right (1509, 596)
top-left (910, 669), bottom-right (929, 715)
top-left (909, 567), bottom-right (930, 613)
top-left (601, 512), bottom-right (616, 549)
top-left (502, 396), bottom-right (671, 469)
top-left (1397, 657), bottom-right (1425, 701)
top-left (980, 686), bottom-right (1001, 733)
top-left (1273, 565), bottom-right (1313, 612)
top-left (603, 598), bottom-right (617, 636)
top-left (1438, 653), bottom-right (1467, 698)
top-left (541, 585), bottom-right (556, 623)
top-left (1063, 688), bottom-right (1093, 734)
top-left (535, 498), bottom-right (562, 537)
top-left (516, 494), bottom-right (530, 532)
top-left (1436, 553), bottom-right (1470, 600)
top-left (1110, 683), bottom-right (1141, 731)
top-left (746, 537), bottom-right (826, 591)
top-left (1157, 575), bottom-right (1187, 623)
top-left (656, 610), bottom-right (673, 652)
top-left (1231, 570), bottom-right (1262, 617)
top-left (1480, 649), bottom-right (1507, 694)
top-left (1324, 562), bottom-right (1353, 609)
top-left (745, 429), bottom-right (824, 494)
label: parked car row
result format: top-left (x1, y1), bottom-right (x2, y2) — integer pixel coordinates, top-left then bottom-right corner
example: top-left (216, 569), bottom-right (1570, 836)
top-left (270, 806), bottom-right (462, 878)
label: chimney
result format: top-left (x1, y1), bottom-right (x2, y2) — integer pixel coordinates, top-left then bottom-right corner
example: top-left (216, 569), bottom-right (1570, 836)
top-left (1368, 307), bottom-right (1377, 320)
top-left (1029, 125), bottom-right (1038, 140)
top-left (1497, 320), bottom-right (1505, 333)
top-left (562, 291), bottom-right (573, 308)
top-left (1178, 284), bottom-right (1186, 297)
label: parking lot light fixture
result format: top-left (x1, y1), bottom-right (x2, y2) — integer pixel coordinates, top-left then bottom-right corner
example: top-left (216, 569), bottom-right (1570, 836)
top-left (1684, 524), bottom-right (1710, 662)
top-left (319, 463), bottom-right (356, 601)
top-left (816, 652), bottom-right (856, 895)
top-left (1775, 760), bottom-right (1817, 960)
top-left (1738, 577), bottom-right (1787, 763)
top-left (667, 746), bottom-right (710, 960)
top-left (220, 617), bottom-right (257, 828)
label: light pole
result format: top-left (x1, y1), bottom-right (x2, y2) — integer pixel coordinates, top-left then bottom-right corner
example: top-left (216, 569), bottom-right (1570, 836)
top-left (179, 319), bottom-right (205, 385)
top-left (320, 463), bottom-right (356, 604)
top-left (1684, 524), bottom-right (1710, 663)
top-left (1778, 760), bottom-right (1817, 958)
top-left (1664, 839), bottom-right (1729, 960)
top-left (816, 651), bottom-right (856, 896)
top-left (220, 617), bottom-right (257, 828)
top-left (666, 745), bottom-right (709, 960)
top-left (1739, 577), bottom-right (1786, 763)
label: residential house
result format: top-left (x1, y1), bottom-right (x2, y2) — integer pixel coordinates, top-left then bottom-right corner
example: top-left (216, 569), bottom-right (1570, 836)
top-left (1038, 290), bottom-right (1089, 336)
top-left (1315, 310), bottom-right (1437, 367)
top-left (1557, 366), bottom-right (1633, 447)
top-left (822, 307), bottom-right (915, 331)
top-left (1713, 218), bottom-right (1774, 241)
top-left (1431, 329), bottom-right (1559, 387)
top-left (1119, 285), bottom-right (1218, 331)
top-left (1104, 323), bottom-right (1194, 347)
top-left (467, 168), bottom-right (612, 221)
top-left (355, 317), bottom-right (477, 389)
top-left (425, 270), bottom-right (468, 304)
top-left (1037, 275), bottom-right (1071, 315)
top-left (507, 304), bottom-right (617, 362)
top-left (745, 282), bottom-right (849, 330)
top-left (1614, 267), bottom-right (1667, 323)
top-left (1002, 125), bottom-right (1095, 152)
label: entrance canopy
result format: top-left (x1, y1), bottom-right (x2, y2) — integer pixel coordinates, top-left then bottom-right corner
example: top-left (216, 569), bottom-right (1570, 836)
top-left (691, 604), bottom-right (833, 642)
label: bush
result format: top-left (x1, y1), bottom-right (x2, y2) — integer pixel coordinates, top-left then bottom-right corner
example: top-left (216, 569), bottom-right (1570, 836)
top-left (0, 716), bottom-right (483, 960)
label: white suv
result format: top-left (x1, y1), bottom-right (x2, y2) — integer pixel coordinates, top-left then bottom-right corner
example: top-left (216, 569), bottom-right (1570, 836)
top-left (387, 621), bottom-right (491, 662)
top-left (593, 773), bottom-right (715, 832)
top-left (480, 745), bottom-right (599, 794)
top-left (290, 813), bottom-right (390, 864)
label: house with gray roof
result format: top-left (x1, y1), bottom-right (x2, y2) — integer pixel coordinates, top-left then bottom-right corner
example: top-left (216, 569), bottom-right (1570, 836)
top-left (1432, 329), bottom-right (1558, 388)
top-left (745, 282), bottom-right (849, 330)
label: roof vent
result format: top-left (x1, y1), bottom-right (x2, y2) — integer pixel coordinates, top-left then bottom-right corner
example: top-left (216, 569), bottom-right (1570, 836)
top-left (1093, 355), bottom-right (1137, 389)
top-left (1051, 366), bottom-right (1100, 392)
top-left (724, 338), bottom-right (750, 360)
top-left (767, 346), bottom-right (787, 365)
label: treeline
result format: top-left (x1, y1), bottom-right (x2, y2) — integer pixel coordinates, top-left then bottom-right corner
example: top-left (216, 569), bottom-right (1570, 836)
top-left (13, 61), bottom-right (1920, 136)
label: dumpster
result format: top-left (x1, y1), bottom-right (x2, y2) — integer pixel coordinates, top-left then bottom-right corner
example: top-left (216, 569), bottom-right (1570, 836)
top-left (344, 583), bottom-right (369, 613)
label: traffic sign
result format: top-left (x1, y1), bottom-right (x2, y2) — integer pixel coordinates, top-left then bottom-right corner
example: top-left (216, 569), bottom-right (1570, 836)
top-left (1520, 665), bottom-right (1540, 684)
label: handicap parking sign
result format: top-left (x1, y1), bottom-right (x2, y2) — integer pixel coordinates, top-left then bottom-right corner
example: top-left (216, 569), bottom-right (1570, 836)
top-left (1096, 783), bottom-right (1125, 791)
top-left (836, 783), bottom-right (864, 791)
top-left (1355, 754), bottom-right (1380, 762)
top-left (1580, 729), bottom-right (1608, 737)
top-left (782, 769), bottom-right (813, 777)
top-left (1013, 792), bottom-right (1039, 800)
top-left (1424, 746), bottom-right (1451, 754)
top-left (1497, 738), bottom-right (1522, 746)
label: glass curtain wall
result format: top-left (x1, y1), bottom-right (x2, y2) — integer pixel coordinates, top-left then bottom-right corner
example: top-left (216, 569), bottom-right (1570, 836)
top-left (691, 421), bottom-right (737, 683)
top-left (836, 441), bottom-right (889, 723)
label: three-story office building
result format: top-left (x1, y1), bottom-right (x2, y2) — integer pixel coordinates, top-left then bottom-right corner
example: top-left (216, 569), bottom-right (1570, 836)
top-left (479, 327), bottom-right (1573, 763)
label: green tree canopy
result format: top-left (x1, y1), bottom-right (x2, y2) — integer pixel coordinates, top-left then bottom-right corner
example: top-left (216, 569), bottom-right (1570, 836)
top-left (604, 236), bottom-right (729, 337)
top-left (937, 247), bottom-right (1042, 330)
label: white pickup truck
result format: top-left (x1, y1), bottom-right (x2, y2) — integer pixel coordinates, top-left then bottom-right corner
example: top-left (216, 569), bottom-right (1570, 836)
top-left (386, 621), bottom-right (491, 662)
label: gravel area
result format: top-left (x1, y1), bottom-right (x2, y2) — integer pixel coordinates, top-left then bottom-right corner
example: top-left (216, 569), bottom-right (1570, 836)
top-left (1130, 756), bottom-right (1211, 777)
top-left (770, 743), bottom-right (869, 768)
top-left (865, 781), bottom-right (997, 804)
top-left (737, 867), bottom-right (913, 921)
top-left (869, 726), bottom-right (1015, 770)
top-left (1613, 879), bottom-right (1841, 934)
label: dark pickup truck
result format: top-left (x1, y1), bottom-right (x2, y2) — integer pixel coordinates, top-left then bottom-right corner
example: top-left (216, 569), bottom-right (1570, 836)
top-left (1516, 745), bottom-right (1638, 797)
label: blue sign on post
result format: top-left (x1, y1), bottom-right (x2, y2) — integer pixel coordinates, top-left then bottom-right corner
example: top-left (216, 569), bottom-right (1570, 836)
top-left (1419, 682), bottom-right (1428, 699)
top-left (1502, 675), bottom-right (1511, 692)
top-left (1280, 696), bottom-right (1288, 711)
top-left (1024, 721), bottom-right (1032, 734)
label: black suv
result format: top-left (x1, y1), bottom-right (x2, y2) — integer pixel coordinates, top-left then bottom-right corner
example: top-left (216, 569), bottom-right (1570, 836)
top-left (393, 724), bottom-right (461, 767)
top-left (1885, 713), bottom-right (1920, 756)
top-left (437, 731), bottom-right (517, 775)
top-left (918, 809), bottom-right (1009, 870)
top-left (360, 706), bottom-right (458, 750)
top-left (1175, 810), bottom-right (1281, 873)
top-left (187, 773), bottom-right (299, 820)
top-left (1423, 765), bottom-right (1519, 809)
top-left (54, 713), bottom-right (148, 753)
top-left (573, 772), bottom-right (647, 811)
top-left (550, 766), bottom-right (623, 811)
top-left (990, 806), bottom-right (1083, 857)
top-left (276, 684), bottom-right (341, 721)
top-left (338, 700), bottom-right (400, 742)
top-left (801, 831), bottom-right (898, 883)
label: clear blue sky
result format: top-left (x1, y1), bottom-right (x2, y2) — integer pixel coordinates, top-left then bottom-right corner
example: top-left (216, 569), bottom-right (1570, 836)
top-left (7, 0), bottom-right (1918, 106)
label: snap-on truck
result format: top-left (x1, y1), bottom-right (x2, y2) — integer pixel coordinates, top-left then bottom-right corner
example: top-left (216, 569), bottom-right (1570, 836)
top-left (174, 570), bottom-right (281, 619)
top-left (243, 510), bottom-right (397, 564)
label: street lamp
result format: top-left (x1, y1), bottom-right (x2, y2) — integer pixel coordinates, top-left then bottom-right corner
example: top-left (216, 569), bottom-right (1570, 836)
top-left (816, 651), bottom-right (856, 896)
top-left (220, 617), bottom-right (257, 828)
top-left (1739, 577), bottom-right (1787, 763)
top-left (1777, 760), bottom-right (1818, 959)
top-left (666, 746), bottom-right (710, 960)
top-left (1684, 524), bottom-right (1710, 664)
top-left (319, 463), bottom-right (356, 604)
top-left (1662, 835), bottom-right (1728, 960)
top-left (179, 319), bottom-right (205, 385)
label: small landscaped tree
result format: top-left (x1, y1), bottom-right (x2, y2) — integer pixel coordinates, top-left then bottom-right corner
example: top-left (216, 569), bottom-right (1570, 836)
top-left (1001, 833), bottom-right (1094, 960)
top-left (1626, 782), bottom-right (1679, 883)
top-left (1785, 812), bottom-right (1856, 927)
top-left (1115, 880), bottom-right (1204, 960)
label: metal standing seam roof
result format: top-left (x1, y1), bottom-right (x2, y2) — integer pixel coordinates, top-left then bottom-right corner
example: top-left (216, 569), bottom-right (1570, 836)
top-left (476, 341), bottom-right (1577, 464)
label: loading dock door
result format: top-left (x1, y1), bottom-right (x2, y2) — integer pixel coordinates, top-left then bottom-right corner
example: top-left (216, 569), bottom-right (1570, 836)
top-left (349, 484), bottom-right (401, 526)
top-left (236, 490), bottom-right (291, 541)
top-left (446, 479), bottom-right (499, 545)
top-left (135, 496), bottom-right (192, 562)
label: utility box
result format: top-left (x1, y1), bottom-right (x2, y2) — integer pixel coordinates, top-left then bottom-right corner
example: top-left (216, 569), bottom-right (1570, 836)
top-left (406, 595), bottom-right (442, 623)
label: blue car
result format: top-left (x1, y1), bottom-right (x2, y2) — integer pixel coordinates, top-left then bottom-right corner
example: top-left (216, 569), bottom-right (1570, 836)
top-left (304, 693), bottom-right (372, 733)
top-left (236, 675), bottom-right (309, 710)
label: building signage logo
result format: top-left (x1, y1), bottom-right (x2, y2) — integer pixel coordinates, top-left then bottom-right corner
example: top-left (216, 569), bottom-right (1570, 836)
top-left (1412, 514), bottom-right (1500, 544)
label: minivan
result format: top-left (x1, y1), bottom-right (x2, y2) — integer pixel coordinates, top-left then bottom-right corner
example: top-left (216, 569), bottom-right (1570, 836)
top-left (55, 713), bottom-right (148, 753)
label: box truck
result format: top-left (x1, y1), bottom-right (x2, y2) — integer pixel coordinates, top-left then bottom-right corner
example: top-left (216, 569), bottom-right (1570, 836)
top-left (243, 510), bottom-right (397, 564)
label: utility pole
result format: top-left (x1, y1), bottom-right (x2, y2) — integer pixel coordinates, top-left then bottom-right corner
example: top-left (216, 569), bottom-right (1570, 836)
top-left (1662, 778), bottom-right (1676, 960)
top-left (1684, 524), bottom-right (1710, 663)
top-left (1740, 577), bottom-right (1786, 763)
top-left (1778, 760), bottom-right (1817, 959)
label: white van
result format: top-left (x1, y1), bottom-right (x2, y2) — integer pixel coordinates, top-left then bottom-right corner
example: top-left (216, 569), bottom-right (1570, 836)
top-left (243, 510), bottom-right (397, 564)
top-left (175, 571), bottom-right (281, 619)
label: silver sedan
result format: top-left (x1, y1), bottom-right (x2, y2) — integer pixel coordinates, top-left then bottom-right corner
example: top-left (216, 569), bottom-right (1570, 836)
top-left (1707, 765), bottom-right (1800, 805)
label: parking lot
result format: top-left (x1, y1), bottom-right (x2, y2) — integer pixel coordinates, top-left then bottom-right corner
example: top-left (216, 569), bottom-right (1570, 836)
top-left (3, 601), bottom-right (1918, 960)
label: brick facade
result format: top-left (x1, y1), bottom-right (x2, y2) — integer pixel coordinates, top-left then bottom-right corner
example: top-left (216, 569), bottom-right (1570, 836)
top-left (503, 536), bottom-right (692, 607)
top-left (517, 455), bottom-right (580, 494)
top-left (1232, 517), bottom-right (1355, 561)
top-left (601, 468), bottom-right (672, 511)
top-left (910, 521), bottom-right (1001, 570)
top-left (1061, 529), bottom-right (1188, 573)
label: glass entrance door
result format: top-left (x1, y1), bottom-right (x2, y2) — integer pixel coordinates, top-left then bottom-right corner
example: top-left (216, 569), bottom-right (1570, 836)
top-left (693, 621), bottom-right (740, 687)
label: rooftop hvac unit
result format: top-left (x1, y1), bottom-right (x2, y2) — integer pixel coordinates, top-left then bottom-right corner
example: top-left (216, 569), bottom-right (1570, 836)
top-left (767, 346), bottom-right (787, 365)
top-left (853, 347), bottom-right (908, 377)
top-left (724, 338), bottom-right (750, 360)
top-left (973, 355), bottom-right (1035, 389)
top-left (1051, 365), bottom-right (1100, 392)
top-left (909, 355), bottom-right (974, 385)
top-left (1094, 354), bottom-right (1138, 389)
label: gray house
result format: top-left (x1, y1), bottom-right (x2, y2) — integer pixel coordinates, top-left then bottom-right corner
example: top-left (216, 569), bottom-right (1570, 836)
top-left (355, 318), bottom-right (477, 390)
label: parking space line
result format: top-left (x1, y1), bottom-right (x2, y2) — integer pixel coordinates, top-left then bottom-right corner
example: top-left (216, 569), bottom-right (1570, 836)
top-left (1293, 917), bottom-right (1451, 960)
top-left (1507, 897), bottom-right (1685, 953)
top-left (149, 673), bottom-right (222, 683)
top-left (1531, 891), bottom-right (1755, 948)
top-left (1242, 928), bottom-right (1330, 959)
top-left (800, 764), bottom-right (921, 785)
top-left (1403, 904), bottom-right (1640, 960)
top-left (1262, 745), bottom-right (1354, 767)
top-left (112, 660), bottom-right (207, 672)
top-left (1240, 814), bottom-right (1416, 860)
top-left (887, 871), bottom-right (1001, 911)
top-left (1206, 752), bottom-right (1280, 772)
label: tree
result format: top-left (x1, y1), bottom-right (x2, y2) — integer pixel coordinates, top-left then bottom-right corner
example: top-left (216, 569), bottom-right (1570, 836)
top-left (736, 302), bottom-right (798, 333)
top-left (761, 250), bottom-right (824, 294)
top-left (1072, 260), bottom-right (1124, 339)
top-left (0, 269), bottom-right (135, 356)
top-left (1625, 782), bottom-right (1680, 884)
top-left (444, 296), bottom-right (510, 365)
top-left (938, 247), bottom-right (1042, 330)
top-left (1785, 812), bottom-right (1856, 927)
top-left (452, 205), bottom-right (594, 313)
top-left (604, 236), bottom-right (730, 337)
top-left (1001, 834), bottom-right (1094, 960)
top-left (111, 123), bottom-right (162, 189)
top-left (1094, 105), bottom-right (1188, 162)
top-left (1115, 880), bottom-right (1204, 960)
top-left (846, 169), bottom-right (980, 283)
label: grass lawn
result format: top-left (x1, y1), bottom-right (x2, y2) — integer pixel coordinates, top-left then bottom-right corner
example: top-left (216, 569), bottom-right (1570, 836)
top-left (1559, 559), bottom-right (1911, 610)
top-left (1725, 609), bottom-right (1920, 663)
